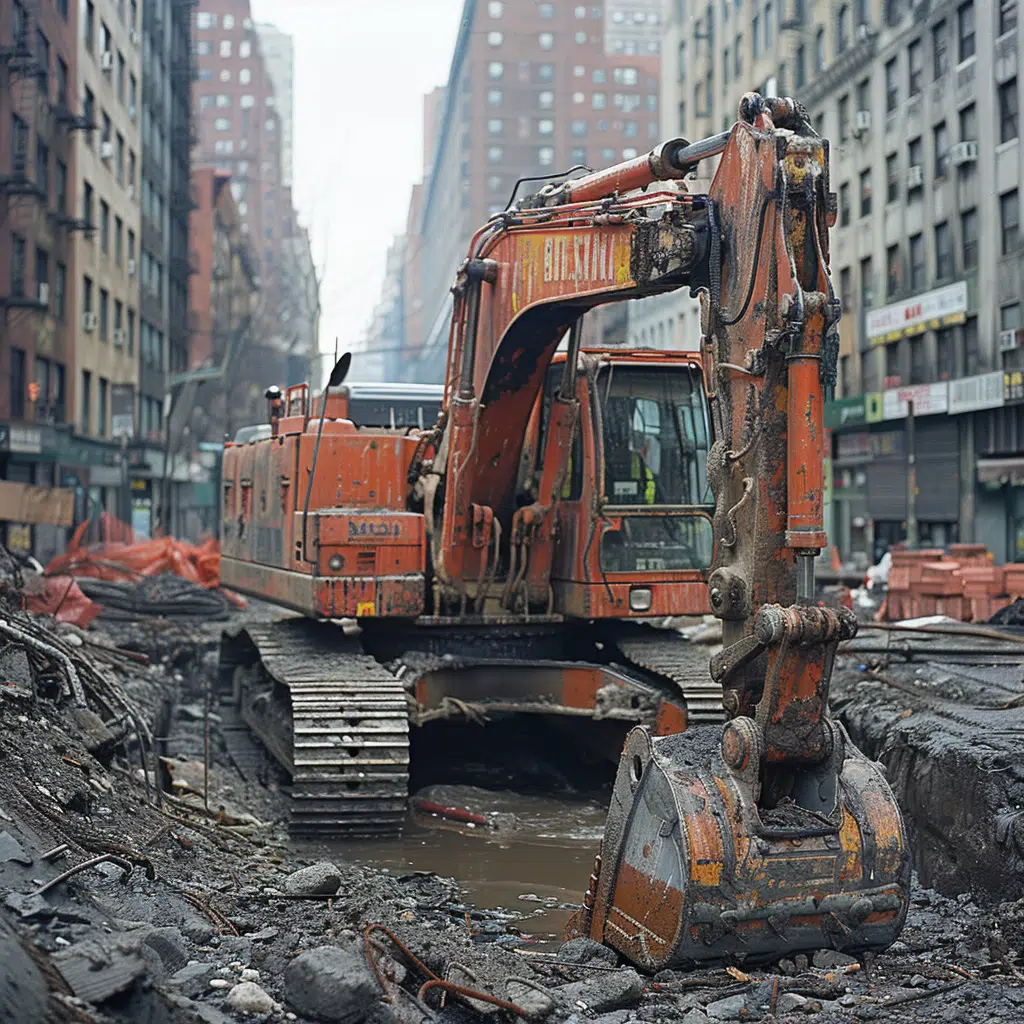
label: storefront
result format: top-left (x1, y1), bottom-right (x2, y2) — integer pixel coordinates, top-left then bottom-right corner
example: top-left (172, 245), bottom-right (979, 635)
top-left (0, 423), bottom-right (62, 560)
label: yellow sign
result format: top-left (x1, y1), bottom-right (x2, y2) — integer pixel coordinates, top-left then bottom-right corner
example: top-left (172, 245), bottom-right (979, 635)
top-left (356, 601), bottom-right (376, 617)
top-left (864, 392), bottom-right (883, 423)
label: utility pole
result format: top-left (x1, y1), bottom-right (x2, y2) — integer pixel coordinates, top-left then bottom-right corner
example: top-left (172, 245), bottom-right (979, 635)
top-left (906, 399), bottom-right (918, 549)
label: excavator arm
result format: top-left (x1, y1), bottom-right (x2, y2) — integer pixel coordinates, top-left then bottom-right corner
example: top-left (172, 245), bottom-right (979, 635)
top-left (563, 95), bottom-right (910, 968)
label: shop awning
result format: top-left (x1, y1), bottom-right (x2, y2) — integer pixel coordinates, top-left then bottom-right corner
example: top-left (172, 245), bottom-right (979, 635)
top-left (977, 458), bottom-right (1024, 486)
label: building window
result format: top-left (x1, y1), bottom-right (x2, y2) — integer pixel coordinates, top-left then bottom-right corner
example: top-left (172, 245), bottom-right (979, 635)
top-left (932, 19), bottom-right (948, 79)
top-left (571, 146), bottom-right (586, 163)
top-left (219, 69), bottom-right (230, 81)
top-left (815, 27), bottom-right (825, 70)
top-left (838, 94), bottom-right (850, 142)
top-left (196, 12), bottom-right (215, 29)
top-left (573, 90), bottom-right (585, 103)
top-left (885, 58), bottom-right (898, 113)
top-left (55, 262), bottom-right (65, 320)
top-left (886, 152), bottom-right (899, 202)
top-left (795, 43), bottom-right (806, 87)
top-left (99, 288), bottom-right (109, 341)
top-left (571, 119), bottom-right (587, 136)
top-left (219, 39), bottom-right (231, 57)
top-left (574, 30), bottom-right (587, 42)
top-left (935, 221), bottom-right (952, 279)
top-left (909, 233), bottom-right (925, 291)
top-left (98, 378), bottom-right (107, 437)
top-left (860, 255), bottom-right (873, 308)
top-left (240, 94), bottom-right (254, 108)
top-left (539, 90), bottom-right (554, 109)
top-left (908, 38), bottom-right (923, 96)
top-left (488, 118), bottom-right (502, 135)
top-left (623, 147), bottom-right (638, 158)
top-left (961, 208), bottom-right (978, 269)
top-left (936, 328), bottom-right (954, 379)
top-left (999, 79), bottom-right (1018, 144)
top-left (957, 1), bottom-right (974, 62)
top-left (81, 371), bottom-right (91, 434)
top-left (837, 4), bottom-right (850, 52)
top-left (488, 61), bottom-right (503, 79)
top-left (839, 180), bottom-right (850, 226)
top-left (488, 145), bottom-right (503, 163)
top-left (859, 169), bottom-right (871, 217)
top-left (538, 118), bottom-right (554, 135)
top-left (487, 31), bottom-right (503, 46)
top-left (539, 3), bottom-right (554, 16)
top-left (239, 41), bottom-right (251, 58)
top-left (538, 146), bottom-right (554, 165)
top-left (488, 0), bottom-right (503, 15)
top-left (592, 92), bottom-right (606, 109)
top-left (216, 93), bottom-right (230, 107)
top-left (539, 32), bottom-right (554, 49)
top-left (197, 40), bottom-right (212, 54)
top-left (488, 89), bottom-right (502, 106)
top-left (908, 135), bottom-right (923, 182)
top-left (223, 13), bottom-right (234, 27)
top-left (1000, 0), bottom-right (1017, 34)
top-left (99, 201), bottom-right (109, 254)
top-left (83, 181), bottom-right (94, 226)
top-left (214, 117), bottom-right (230, 130)
top-left (593, 68), bottom-right (606, 84)
top-left (538, 63), bottom-right (554, 81)
top-left (1003, 303), bottom-right (1022, 332)
top-left (239, 68), bottom-right (251, 84)
top-left (933, 121), bottom-right (948, 178)
top-left (488, 174), bottom-right (503, 191)
top-left (575, 4), bottom-right (586, 16)
top-left (1001, 190), bottom-right (1019, 255)
top-left (886, 244), bottom-right (900, 298)
top-left (959, 102), bottom-right (977, 142)
top-left (753, 15), bottom-right (761, 57)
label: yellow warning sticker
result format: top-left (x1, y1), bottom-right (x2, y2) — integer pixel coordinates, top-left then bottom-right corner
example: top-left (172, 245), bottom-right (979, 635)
top-left (356, 601), bottom-right (376, 617)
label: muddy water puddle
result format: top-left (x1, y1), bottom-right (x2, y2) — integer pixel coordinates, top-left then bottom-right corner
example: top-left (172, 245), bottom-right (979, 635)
top-left (304, 786), bottom-right (608, 947)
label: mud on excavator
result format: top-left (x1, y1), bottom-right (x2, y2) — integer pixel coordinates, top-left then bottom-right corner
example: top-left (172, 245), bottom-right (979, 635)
top-left (218, 94), bottom-right (909, 966)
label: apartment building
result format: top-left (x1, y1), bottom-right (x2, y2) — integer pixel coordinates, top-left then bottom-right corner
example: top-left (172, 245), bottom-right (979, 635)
top-left (665, 0), bottom-right (1022, 562)
top-left (254, 21), bottom-right (292, 189)
top-left (401, 0), bottom-right (663, 382)
top-left (1, 0), bottom-right (86, 559)
top-left (72, 0), bottom-right (142, 475)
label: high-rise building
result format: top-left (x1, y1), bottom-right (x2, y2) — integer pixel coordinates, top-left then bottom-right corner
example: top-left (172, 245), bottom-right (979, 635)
top-left (71, 0), bottom-right (143, 477)
top-left (663, 0), bottom-right (1022, 563)
top-left (131, 0), bottom-right (195, 537)
top-left (1, 0), bottom-right (87, 560)
top-left (254, 22), bottom-right (292, 187)
top-left (399, 0), bottom-right (664, 382)
top-left (190, 2), bottom-right (316, 393)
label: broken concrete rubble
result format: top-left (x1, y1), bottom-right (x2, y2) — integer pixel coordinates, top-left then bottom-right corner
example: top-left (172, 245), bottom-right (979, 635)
top-left (0, 593), bottom-right (1022, 1022)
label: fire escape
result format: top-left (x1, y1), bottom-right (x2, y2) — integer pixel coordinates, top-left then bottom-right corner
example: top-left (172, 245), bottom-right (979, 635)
top-left (1, 0), bottom-right (92, 423)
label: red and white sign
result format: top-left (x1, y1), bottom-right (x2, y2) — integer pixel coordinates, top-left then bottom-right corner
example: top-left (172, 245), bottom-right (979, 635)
top-left (867, 281), bottom-right (968, 342)
top-left (881, 381), bottom-right (948, 420)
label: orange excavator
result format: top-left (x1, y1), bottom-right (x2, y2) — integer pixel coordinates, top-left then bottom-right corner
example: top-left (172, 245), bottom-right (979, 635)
top-left (219, 94), bottom-right (908, 964)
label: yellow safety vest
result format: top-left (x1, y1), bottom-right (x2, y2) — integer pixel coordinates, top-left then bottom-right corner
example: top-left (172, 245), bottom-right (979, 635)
top-left (632, 453), bottom-right (656, 505)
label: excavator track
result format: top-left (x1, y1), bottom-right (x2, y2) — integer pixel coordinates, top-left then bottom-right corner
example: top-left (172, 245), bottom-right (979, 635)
top-left (615, 631), bottom-right (725, 725)
top-left (224, 619), bottom-right (409, 837)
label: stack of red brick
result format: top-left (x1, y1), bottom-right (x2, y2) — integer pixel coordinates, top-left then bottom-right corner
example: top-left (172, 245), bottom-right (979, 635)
top-left (883, 544), bottom-right (1024, 622)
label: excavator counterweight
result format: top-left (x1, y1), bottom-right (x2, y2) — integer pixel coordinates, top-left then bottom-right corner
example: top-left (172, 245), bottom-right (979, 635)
top-left (565, 95), bottom-right (910, 966)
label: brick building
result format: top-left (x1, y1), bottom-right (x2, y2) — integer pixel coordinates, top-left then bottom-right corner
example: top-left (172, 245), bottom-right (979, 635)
top-left (399, 0), bottom-right (664, 381)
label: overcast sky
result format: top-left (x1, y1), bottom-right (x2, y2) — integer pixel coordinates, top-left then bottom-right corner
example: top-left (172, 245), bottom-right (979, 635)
top-left (249, 0), bottom-right (464, 382)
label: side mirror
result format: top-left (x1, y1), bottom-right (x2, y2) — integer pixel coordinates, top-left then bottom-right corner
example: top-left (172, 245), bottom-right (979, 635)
top-left (328, 352), bottom-right (352, 389)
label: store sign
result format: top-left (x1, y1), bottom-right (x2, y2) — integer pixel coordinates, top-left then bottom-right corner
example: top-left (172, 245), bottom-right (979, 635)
top-left (111, 384), bottom-right (135, 439)
top-left (824, 396), bottom-right (866, 430)
top-left (948, 371), bottom-right (1005, 414)
top-left (882, 381), bottom-right (948, 420)
top-left (866, 281), bottom-right (968, 344)
top-left (864, 392), bottom-right (884, 423)
top-left (0, 424), bottom-right (42, 454)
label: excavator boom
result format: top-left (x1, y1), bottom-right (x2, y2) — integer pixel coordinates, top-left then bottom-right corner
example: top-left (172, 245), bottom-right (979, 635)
top-left (566, 95), bottom-right (910, 968)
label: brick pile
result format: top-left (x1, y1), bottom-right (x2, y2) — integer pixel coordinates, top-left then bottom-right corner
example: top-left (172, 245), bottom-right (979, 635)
top-left (883, 543), bottom-right (1024, 622)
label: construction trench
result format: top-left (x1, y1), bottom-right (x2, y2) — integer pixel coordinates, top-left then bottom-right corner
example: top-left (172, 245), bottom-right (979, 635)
top-left (0, 571), bottom-right (1023, 1023)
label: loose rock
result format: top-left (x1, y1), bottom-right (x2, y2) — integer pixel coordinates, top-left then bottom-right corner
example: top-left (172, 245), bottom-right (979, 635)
top-left (226, 981), bottom-right (276, 1016)
top-left (558, 969), bottom-right (643, 1013)
top-left (704, 994), bottom-right (746, 1020)
top-left (284, 945), bottom-right (380, 1023)
top-left (283, 862), bottom-right (343, 897)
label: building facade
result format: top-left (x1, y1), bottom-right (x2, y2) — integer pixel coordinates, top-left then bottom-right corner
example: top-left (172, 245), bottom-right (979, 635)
top-left (400, 0), bottom-right (664, 382)
top-left (191, 3), bottom-right (316, 394)
top-left (1, 0), bottom-right (86, 560)
top-left (254, 21), bottom-right (291, 188)
top-left (666, 0), bottom-right (1021, 563)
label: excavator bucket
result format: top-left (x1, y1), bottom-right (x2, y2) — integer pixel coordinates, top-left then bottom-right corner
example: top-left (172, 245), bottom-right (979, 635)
top-left (568, 93), bottom-right (911, 968)
top-left (566, 719), bottom-right (909, 969)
